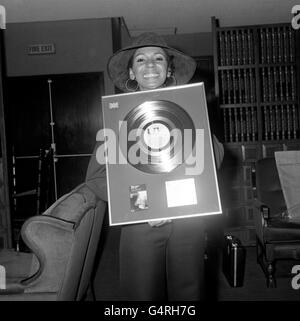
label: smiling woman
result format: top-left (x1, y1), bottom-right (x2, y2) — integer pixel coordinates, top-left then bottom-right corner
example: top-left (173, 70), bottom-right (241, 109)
top-left (86, 32), bottom-right (224, 301)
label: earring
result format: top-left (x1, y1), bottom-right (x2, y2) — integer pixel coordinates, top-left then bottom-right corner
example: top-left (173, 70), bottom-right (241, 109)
top-left (165, 75), bottom-right (177, 87)
top-left (125, 78), bottom-right (139, 92)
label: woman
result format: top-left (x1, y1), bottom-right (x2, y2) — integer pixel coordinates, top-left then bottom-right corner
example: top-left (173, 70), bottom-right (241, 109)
top-left (86, 32), bottom-right (224, 300)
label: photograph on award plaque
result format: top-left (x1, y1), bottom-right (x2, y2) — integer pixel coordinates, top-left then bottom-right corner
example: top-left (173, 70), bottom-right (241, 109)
top-left (101, 82), bottom-right (222, 225)
top-left (129, 184), bottom-right (149, 213)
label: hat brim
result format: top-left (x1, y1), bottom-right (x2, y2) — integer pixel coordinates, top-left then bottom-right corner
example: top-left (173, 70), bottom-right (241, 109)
top-left (107, 43), bottom-right (196, 92)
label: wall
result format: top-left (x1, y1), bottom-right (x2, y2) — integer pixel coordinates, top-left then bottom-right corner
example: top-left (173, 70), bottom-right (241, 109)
top-left (164, 32), bottom-right (213, 57)
top-left (4, 18), bottom-right (116, 94)
top-left (120, 18), bottom-right (131, 48)
top-left (3, 18), bottom-right (213, 93)
top-left (4, 17), bottom-right (213, 81)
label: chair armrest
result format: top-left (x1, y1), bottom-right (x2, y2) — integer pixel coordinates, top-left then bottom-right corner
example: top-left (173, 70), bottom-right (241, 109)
top-left (260, 205), bottom-right (270, 222)
top-left (253, 199), bottom-right (270, 225)
top-left (253, 198), bottom-right (270, 244)
top-left (19, 215), bottom-right (76, 293)
top-left (0, 249), bottom-right (34, 279)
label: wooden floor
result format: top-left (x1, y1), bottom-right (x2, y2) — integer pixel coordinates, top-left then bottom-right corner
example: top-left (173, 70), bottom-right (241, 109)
top-left (90, 224), bottom-right (300, 301)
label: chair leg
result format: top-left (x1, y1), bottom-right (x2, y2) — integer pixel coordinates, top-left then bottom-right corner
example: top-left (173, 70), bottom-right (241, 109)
top-left (89, 281), bottom-right (97, 301)
top-left (266, 261), bottom-right (276, 288)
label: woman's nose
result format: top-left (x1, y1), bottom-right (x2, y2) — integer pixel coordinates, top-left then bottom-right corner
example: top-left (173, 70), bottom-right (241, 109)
top-left (146, 59), bottom-right (155, 67)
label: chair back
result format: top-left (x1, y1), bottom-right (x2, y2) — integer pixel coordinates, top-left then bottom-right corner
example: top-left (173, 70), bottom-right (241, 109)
top-left (75, 197), bottom-right (106, 300)
top-left (255, 157), bottom-right (286, 216)
top-left (20, 183), bottom-right (106, 300)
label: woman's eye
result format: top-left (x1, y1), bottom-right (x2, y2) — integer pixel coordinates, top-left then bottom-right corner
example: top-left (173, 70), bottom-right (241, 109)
top-left (136, 57), bottom-right (145, 63)
top-left (156, 56), bottom-right (164, 61)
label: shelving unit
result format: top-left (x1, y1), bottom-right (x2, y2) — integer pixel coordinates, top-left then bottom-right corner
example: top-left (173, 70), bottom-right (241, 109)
top-left (212, 17), bottom-right (300, 245)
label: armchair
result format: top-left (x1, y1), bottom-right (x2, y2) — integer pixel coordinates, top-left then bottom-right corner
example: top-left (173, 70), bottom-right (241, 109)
top-left (0, 183), bottom-right (106, 300)
top-left (253, 157), bottom-right (300, 288)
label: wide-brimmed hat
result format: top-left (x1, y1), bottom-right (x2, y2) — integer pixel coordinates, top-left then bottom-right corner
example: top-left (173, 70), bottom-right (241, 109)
top-left (107, 32), bottom-right (197, 92)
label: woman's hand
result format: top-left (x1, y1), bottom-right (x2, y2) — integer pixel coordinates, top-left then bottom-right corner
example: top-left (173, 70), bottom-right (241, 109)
top-left (148, 219), bottom-right (172, 227)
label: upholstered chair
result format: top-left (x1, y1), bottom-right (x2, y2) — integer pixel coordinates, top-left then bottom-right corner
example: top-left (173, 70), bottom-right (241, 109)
top-left (253, 157), bottom-right (300, 287)
top-left (0, 183), bottom-right (106, 300)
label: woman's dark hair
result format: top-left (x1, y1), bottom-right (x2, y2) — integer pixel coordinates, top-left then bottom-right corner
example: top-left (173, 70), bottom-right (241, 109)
top-left (127, 54), bottom-right (134, 70)
top-left (168, 55), bottom-right (175, 76)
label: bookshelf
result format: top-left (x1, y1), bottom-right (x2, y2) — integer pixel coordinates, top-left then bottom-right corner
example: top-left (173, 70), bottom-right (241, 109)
top-left (212, 17), bottom-right (300, 245)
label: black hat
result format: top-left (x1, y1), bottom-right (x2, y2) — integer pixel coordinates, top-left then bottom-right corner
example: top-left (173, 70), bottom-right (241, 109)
top-left (107, 32), bottom-right (197, 92)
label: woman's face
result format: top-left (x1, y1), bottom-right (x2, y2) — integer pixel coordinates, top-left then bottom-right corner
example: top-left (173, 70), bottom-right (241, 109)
top-left (129, 46), bottom-right (170, 91)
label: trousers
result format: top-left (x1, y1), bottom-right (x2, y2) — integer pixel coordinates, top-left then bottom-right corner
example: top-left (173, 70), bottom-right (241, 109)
top-left (119, 216), bottom-right (206, 301)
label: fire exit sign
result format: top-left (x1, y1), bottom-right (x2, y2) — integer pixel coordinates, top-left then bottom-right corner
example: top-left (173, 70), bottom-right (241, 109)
top-left (28, 43), bottom-right (56, 55)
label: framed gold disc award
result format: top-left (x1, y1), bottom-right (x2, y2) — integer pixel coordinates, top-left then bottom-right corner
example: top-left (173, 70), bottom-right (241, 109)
top-left (100, 82), bottom-right (222, 225)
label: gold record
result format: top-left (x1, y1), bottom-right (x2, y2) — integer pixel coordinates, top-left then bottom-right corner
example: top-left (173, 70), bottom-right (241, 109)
top-left (120, 100), bottom-right (196, 174)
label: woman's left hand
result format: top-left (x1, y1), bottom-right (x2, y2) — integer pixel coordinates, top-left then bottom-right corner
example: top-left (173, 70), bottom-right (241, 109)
top-left (148, 219), bottom-right (172, 227)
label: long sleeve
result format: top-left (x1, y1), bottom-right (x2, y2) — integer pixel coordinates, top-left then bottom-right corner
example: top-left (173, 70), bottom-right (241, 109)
top-left (85, 142), bottom-right (108, 202)
top-left (212, 134), bottom-right (224, 170)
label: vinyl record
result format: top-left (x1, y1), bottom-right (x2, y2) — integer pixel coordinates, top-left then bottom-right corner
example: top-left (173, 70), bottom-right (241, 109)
top-left (120, 100), bottom-right (196, 174)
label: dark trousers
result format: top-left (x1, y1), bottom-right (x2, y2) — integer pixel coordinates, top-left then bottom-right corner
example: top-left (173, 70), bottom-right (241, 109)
top-left (119, 216), bottom-right (206, 301)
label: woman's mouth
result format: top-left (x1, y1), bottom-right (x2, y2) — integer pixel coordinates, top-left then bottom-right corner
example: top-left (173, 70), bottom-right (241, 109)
top-left (144, 73), bottom-right (159, 79)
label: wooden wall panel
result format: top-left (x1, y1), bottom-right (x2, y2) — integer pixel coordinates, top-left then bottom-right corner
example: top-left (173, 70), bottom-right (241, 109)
top-left (4, 72), bottom-right (104, 237)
